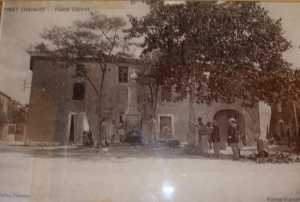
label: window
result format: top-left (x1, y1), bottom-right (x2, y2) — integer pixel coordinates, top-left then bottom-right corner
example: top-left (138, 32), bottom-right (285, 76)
top-left (72, 82), bottom-right (85, 100)
top-left (159, 115), bottom-right (174, 140)
top-left (118, 66), bottom-right (128, 83)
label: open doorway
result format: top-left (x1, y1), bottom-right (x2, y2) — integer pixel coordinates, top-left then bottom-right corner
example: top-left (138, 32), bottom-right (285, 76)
top-left (66, 112), bottom-right (89, 145)
top-left (69, 114), bottom-right (75, 144)
top-left (158, 114), bottom-right (175, 141)
top-left (213, 109), bottom-right (245, 149)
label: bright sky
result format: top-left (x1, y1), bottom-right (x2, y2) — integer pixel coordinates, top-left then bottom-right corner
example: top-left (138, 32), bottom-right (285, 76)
top-left (0, 1), bottom-right (299, 105)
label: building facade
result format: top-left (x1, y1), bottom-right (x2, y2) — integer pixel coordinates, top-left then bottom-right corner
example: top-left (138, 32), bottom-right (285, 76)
top-left (0, 91), bottom-right (26, 142)
top-left (26, 55), bottom-right (142, 145)
top-left (141, 96), bottom-right (261, 147)
top-left (27, 54), bottom-right (261, 146)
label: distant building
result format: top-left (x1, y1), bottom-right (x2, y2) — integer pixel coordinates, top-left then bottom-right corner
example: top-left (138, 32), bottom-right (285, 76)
top-left (0, 91), bottom-right (27, 142)
top-left (27, 53), bottom-right (263, 146)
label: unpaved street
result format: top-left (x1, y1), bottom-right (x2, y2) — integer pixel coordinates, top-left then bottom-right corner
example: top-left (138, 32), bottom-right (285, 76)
top-left (0, 146), bottom-right (300, 202)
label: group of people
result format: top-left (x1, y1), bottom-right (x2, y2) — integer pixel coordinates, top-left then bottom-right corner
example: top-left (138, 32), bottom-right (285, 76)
top-left (195, 117), bottom-right (242, 160)
top-left (273, 119), bottom-right (294, 147)
top-left (85, 118), bottom-right (126, 148)
top-left (84, 115), bottom-right (243, 160)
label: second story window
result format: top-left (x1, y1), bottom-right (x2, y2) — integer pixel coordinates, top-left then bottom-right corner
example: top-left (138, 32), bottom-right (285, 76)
top-left (118, 66), bottom-right (128, 83)
top-left (72, 82), bottom-right (85, 100)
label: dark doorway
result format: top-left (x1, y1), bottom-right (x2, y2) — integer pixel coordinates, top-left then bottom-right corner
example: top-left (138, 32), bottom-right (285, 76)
top-left (69, 115), bottom-right (75, 144)
top-left (213, 109), bottom-right (245, 149)
top-left (159, 115), bottom-right (173, 140)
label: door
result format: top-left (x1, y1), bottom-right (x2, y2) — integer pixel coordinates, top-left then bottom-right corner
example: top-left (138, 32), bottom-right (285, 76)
top-left (75, 113), bottom-right (85, 145)
top-left (69, 115), bottom-right (75, 144)
top-left (67, 113), bottom-right (85, 145)
top-left (159, 115), bottom-right (173, 141)
top-left (214, 110), bottom-right (245, 150)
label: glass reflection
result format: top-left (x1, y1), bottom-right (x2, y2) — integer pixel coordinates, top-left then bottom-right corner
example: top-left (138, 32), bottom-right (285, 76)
top-left (162, 182), bottom-right (175, 200)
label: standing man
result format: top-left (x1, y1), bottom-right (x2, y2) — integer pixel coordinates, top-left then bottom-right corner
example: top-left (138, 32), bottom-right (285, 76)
top-left (96, 118), bottom-right (105, 148)
top-left (118, 116), bottom-right (126, 143)
top-left (196, 117), bottom-right (209, 156)
top-left (101, 118), bottom-right (109, 147)
top-left (286, 122), bottom-right (293, 147)
top-left (110, 120), bottom-right (118, 144)
top-left (227, 118), bottom-right (240, 160)
top-left (206, 122), bottom-right (214, 150)
top-left (152, 118), bottom-right (159, 144)
top-left (275, 119), bottom-right (284, 143)
top-left (210, 120), bottom-right (221, 157)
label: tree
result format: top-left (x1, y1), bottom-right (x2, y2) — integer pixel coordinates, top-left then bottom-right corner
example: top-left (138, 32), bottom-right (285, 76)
top-left (127, 1), bottom-right (294, 145)
top-left (32, 13), bottom-right (128, 147)
top-left (136, 50), bottom-right (168, 117)
top-left (135, 50), bottom-right (169, 140)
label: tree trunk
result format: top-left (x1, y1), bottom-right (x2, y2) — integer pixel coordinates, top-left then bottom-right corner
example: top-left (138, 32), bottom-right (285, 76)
top-left (96, 67), bottom-right (106, 148)
top-left (151, 87), bottom-right (159, 143)
top-left (153, 86), bottom-right (159, 119)
top-left (187, 85), bottom-right (197, 146)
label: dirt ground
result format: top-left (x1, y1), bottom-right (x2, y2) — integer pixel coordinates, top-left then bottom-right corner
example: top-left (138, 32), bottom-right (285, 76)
top-left (0, 144), bottom-right (300, 202)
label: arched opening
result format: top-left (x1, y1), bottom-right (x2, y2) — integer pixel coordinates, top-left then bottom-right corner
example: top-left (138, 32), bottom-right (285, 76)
top-left (213, 109), bottom-right (245, 149)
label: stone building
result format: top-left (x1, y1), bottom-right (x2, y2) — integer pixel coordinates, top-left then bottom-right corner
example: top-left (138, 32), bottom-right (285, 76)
top-left (26, 53), bottom-right (142, 145)
top-left (143, 96), bottom-right (262, 146)
top-left (0, 91), bottom-right (27, 142)
top-left (27, 53), bottom-right (264, 146)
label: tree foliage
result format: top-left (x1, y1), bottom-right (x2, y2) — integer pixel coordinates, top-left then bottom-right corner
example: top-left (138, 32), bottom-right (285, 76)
top-left (36, 12), bottom-right (128, 65)
top-left (136, 50), bottom-right (166, 119)
top-left (127, 1), bottom-right (294, 106)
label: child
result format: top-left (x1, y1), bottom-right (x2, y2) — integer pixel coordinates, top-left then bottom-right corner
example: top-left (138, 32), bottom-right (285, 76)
top-left (256, 136), bottom-right (269, 163)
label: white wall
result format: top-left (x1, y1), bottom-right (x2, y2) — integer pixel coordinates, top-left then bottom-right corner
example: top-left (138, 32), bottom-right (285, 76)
top-left (259, 102), bottom-right (271, 140)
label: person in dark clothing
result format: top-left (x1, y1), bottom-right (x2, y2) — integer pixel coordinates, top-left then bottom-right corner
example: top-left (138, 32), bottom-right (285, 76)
top-left (196, 117), bottom-right (209, 156)
top-left (286, 123), bottom-right (293, 148)
top-left (228, 118), bottom-right (240, 160)
top-left (210, 120), bottom-right (221, 157)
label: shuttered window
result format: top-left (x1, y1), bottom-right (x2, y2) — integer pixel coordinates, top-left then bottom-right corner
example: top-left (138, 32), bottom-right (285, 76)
top-left (72, 82), bottom-right (85, 100)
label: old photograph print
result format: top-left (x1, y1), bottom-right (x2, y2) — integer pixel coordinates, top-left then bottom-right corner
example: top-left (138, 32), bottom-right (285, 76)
top-left (0, 0), bottom-right (3, 36)
top-left (0, 1), bottom-right (300, 202)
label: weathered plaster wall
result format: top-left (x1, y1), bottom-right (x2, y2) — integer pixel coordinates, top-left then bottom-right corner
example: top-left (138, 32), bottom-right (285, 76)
top-left (27, 57), bottom-right (138, 145)
top-left (156, 101), bottom-right (260, 145)
top-left (27, 57), bottom-right (260, 146)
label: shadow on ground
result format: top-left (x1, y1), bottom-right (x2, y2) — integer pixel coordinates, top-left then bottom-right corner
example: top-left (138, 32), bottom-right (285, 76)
top-left (0, 144), bottom-right (252, 162)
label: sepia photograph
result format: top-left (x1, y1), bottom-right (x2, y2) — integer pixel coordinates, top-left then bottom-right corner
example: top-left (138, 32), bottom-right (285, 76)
top-left (0, 0), bottom-right (300, 202)
top-left (0, 0), bottom-right (2, 35)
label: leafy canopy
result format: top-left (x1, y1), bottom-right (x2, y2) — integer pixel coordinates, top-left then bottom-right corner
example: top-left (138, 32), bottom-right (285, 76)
top-left (127, 1), bottom-right (294, 105)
